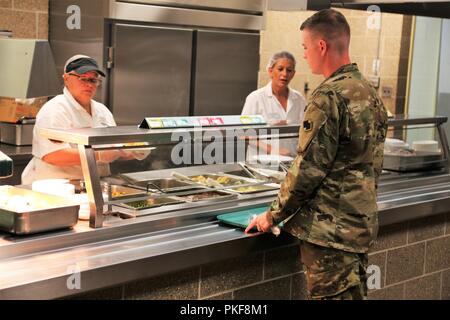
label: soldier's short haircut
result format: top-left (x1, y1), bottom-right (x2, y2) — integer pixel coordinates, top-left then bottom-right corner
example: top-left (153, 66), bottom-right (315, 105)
top-left (300, 9), bottom-right (351, 53)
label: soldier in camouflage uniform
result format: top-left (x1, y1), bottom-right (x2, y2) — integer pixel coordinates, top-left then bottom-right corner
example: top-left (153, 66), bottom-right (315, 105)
top-left (246, 9), bottom-right (388, 300)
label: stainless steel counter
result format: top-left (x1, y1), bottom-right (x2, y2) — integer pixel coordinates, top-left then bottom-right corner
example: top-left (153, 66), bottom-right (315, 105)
top-left (0, 144), bottom-right (32, 186)
top-left (1, 170), bottom-right (450, 299)
top-left (2, 117), bottom-right (450, 299)
top-left (0, 143), bottom-right (32, 162)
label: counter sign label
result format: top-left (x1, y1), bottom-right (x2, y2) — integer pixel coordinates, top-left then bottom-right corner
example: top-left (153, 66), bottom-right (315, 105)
top-left (140, 115), bottom-right (266, 129)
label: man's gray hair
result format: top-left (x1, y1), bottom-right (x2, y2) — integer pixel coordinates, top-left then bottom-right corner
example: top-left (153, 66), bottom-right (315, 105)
top-left (266, 51), bottom-right (296, 71)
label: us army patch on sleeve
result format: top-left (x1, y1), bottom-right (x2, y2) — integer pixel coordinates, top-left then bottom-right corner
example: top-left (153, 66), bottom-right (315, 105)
top-left (303, 120), bottom-right (313, 132)
top-left (297, 106), bottom-right (327, 154)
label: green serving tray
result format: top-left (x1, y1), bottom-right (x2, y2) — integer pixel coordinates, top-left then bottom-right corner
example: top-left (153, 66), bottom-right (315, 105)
top-left (217, 205), bottom-right (270, 230)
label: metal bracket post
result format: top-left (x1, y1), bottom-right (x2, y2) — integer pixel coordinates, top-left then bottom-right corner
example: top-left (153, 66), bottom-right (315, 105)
top-left (78, 145), bottom-right (104, 228)
top-left (437, 123), bottom-right (450, 169)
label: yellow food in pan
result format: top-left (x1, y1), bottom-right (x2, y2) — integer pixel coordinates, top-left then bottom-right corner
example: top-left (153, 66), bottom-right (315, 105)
top-left (234, 186), bottom-right (268, 193)
top-left (112, 190), bottom-right (127, 198)
top-left (190, 175), bottom-right (240, 186)
top-left (190, 175), bottom-right (208, 184)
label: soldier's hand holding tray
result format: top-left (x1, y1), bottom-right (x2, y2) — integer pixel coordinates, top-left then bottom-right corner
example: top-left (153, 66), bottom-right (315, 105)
top-left (245, 212), bottom-right (277, 236)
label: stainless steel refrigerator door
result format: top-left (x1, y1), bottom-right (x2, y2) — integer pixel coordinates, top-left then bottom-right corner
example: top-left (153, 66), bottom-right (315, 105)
top-left (49, 0), bottom-right (109, 102)
top-left (110, 23), bottom-right (193, 125)
top-left (193, 30), bottom-right (260, 116)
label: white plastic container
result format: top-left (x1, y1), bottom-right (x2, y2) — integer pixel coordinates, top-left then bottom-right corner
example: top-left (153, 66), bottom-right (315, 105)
top-left (70, 194), bottom-right (90, 220)
top-left (412, 140), bottom-right (439, 153)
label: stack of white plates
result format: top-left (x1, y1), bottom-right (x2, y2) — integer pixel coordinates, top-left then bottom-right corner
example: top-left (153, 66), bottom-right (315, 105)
top-left (384, 138), bottom-right (410, 153)
top-left (32, 179), bottom-right (75, 197)
top-left (69, 194), bottom-right (90, 221)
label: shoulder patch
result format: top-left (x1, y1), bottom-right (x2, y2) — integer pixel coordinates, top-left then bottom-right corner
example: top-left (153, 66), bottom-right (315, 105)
top-left (303, 120), bottom-right (313, 132)
top-left (297, 106), bottom-right (328, 154)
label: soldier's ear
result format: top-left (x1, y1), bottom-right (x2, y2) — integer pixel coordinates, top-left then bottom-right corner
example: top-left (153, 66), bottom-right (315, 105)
top-left (318, 39), bottom-right (327, 56)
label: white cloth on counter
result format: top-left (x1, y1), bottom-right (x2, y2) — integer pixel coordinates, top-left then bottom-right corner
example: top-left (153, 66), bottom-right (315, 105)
top-left (22, 87), bottom-right (116, 185)
top-left (241, 81), bottom-right (306, 158)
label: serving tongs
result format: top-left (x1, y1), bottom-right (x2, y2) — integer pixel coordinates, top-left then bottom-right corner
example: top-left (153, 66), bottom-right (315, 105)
top-left (278, 161), bottom-right (291, 173)
top-left (146, 182), bottom-right (164, 194)
top-left (238, 162), bottom-right (286, 182)
top-left (116, 174), bottom-right (154, 192)
top-left (171, 171), bottom-right (193, 182)
top-left (238, 162), bottom-right (258, 179)
top-left (170, 172), bottom-right (220, 188)
top-left (109, 175), bottom-right (161, 198)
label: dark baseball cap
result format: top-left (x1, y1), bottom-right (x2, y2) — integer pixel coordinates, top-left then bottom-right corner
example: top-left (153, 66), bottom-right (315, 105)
top-left (64, 54), bottom-right (106, 77)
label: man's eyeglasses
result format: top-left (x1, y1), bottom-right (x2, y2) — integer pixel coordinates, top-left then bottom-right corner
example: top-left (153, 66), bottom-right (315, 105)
top-left (68, 73), bottom-right (103, 87)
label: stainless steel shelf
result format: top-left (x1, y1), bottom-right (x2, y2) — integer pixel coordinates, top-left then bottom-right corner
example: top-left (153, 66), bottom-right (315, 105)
top-left (38, 124), bottom-right (301, 146)
top-left (387, 116), bottom-right (448, 127)
top-left (38, 117), bottom-right (448, 146)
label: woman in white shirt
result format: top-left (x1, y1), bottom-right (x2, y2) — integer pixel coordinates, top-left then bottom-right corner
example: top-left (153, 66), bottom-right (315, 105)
top-left (22, 55), bottom-right (137, 185)
top-left (242, 51), bottom-right (306, 159)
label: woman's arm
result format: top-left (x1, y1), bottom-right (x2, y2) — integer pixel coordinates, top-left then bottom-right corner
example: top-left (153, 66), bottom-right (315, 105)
top-left (42, 148), bottom-right (82, 167)
top-left (43, 149), bottom-right (124, 167)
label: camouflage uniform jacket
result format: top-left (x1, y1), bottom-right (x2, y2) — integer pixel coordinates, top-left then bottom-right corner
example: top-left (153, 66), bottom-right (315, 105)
top-left (269, 63), bottom-right (388, 253)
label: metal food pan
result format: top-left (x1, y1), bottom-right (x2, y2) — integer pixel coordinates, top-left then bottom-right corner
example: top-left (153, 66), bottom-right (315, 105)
top-left (0, 186), bottom-right (79, 235)
top-left (222, 169), bottom-right (255, 179)
top-left (225, 184), bottom-right (279, 194)
top-left (132, 178), bottom-right (203, 193)
top-left (107, 185), bottom-right (147, 200)
top-left (176, 190), bottom-right (237, 203)
top-left (231, 163), bottom-right (286, 183)
top-left (188, 174), bottom-right (259, 188)
top-left (116, 197), bottom-right (185, 211)
top-left (383, 152), bottom-right (445, 172)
